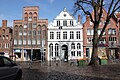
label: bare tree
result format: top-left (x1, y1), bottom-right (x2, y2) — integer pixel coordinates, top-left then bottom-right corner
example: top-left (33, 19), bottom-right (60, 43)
top-left (74, 0), bottom-right (120, 65)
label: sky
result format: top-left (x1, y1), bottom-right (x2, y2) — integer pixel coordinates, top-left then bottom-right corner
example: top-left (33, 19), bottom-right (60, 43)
top-left (0, 0), bottom-right (77, 27)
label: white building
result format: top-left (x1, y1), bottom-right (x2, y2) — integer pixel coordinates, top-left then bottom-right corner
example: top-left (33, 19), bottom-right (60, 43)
top-left (48, 8), bottom-right (83, 61)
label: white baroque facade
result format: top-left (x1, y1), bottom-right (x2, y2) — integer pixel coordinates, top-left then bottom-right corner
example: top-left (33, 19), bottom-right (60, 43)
top-left (48, 8), bottom-right (83, 61)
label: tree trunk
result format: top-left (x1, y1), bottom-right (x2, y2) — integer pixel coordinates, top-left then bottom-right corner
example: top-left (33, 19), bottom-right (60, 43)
top-left (89, 23), bottom-right (99, 65)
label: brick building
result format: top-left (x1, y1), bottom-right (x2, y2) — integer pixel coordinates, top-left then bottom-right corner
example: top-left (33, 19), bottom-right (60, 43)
top-left (13, 6), bottom-right (48, 61)
top-left (83, 9), bottom-right (119, 61)
top-left (0, 20), bottom-right (13, 57)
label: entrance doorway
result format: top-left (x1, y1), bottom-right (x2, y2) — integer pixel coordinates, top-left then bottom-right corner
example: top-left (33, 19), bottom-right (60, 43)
top-left (62, 45), bottom-right (68, 62)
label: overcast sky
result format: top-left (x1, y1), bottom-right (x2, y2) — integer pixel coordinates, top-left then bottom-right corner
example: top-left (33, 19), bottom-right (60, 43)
top-left (0, 0), bottom-right (76, 27)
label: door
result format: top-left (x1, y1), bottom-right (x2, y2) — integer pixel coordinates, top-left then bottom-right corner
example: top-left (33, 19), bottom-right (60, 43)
top-left (62, 45), bottom-right (68, 62)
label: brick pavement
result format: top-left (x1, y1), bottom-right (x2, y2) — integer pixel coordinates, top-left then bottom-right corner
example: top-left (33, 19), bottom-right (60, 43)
top-left (18, 61), bottom-right (120, 80)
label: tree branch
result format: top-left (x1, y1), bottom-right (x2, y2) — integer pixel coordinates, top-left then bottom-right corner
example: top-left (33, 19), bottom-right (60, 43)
top-left (75, 2), bottom-right (94, 23)
top-left (108, 0), bottom-right (114, 15)
top-left (98, 0), bottom-right (104, 22)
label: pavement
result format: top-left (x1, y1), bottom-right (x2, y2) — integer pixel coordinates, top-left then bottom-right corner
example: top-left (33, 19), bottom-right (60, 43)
top-left (18, 61), bottom-right (120, 80)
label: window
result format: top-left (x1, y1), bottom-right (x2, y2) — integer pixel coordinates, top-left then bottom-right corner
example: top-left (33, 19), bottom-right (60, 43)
top-left (18, 39), bottom-right (22, 45)
top-left (87, 29), bottom-right (93, 35)
top-left (43, 30), bottom-right (46, 37)
top-left (6, 35), bottom-right (9, 39)
top-left (49, 44), bottom-right (53, 57)
top-left (70, 20), bottom-right (73, 26)
top-left (109, 37), bottom-right (116, 41)
top-left (87, 37), bottom-right (92, 44)
top-left (28, 39), bottom-right (31, 45)
top-left (3, 29), bottom-right (5, 33)
top-left (23, 30), bottom-right (27, 35)
top-left (3, 35), bottom-right (5, 40)
top-left (57, 21), bottom-right (60, 26)
top-left (14, 39), bottom-right (17, 45)
top-left (77, 51), bottom-right (81, 56)
top-left (99, 38), bottom-right (106, 44)
top-left (28, 17), bottom-right (32, 21)
top-left (55, 44), bottom-right (59, 57)
top-left (33, 23), bottom-right (37, 28)
top-left (108, 28), bottom-right (116, 35)
top-left (71, 51), bottom-right (75, 56)
top-left (37, 38), bottom-right (40, 45)
top-left (76, 31), bottom-right (80, 39)
top-left (71, 43), bottom-right (75, 49)
top-left (0, 43), bottom-right (2, 48)
top-left (33, 30), bottom-right (36, 36)
top-left (19, 26), bottom-right (23, 32)
top-left (24, 24), bottom-right (27, 28)
top-left (38, 30), bottom-right (41, 35)
top-left (34, 17), bottom-right (37, 21)
top-left (70, 31), bottom-right (74, 39)
top-left (32, 39), bottom-right (36, 45)
top-left (57, 32), bottom-right (60, 39)
top-left (64, 14), bottom-right (66, 17)
top-left (5, 43), bottom-right (9, 48)
top-left (63, 32), bottom-right (67, 39)
top-left (63, 21), bottom-right (67, 26)
top-left (86, 48), bottom-right (89, 57)
top-left (24, 17), bottom-right (28, 21)
top-left (19, 32), bottom-right (22, 36)
top-left (7, 43), bottom-right (9, 48)
top-left (28, 31), bottom-right (31, 35)
top-left (23, 39), bottom-right (26, 45)
top-left (50, 32), bottom-right (54, 39)
top-left (77, 43), bottom-right (81, 49)
top-left (29, 23), bottom-right (32, 28)
top-left (3, 58), bottom-right (12, 66)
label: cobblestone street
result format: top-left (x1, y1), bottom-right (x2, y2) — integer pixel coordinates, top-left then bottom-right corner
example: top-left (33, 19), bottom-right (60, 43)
top-left (19, 61), bottom-right (120, 80)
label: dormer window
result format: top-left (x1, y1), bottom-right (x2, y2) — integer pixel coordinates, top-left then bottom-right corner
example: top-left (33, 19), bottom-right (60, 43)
top-left (70, 20), bottom-right (73, 26)
top-left (57, 21), bottom-right (60, 26)
top-left (63, 21), bottom-right (67, 26)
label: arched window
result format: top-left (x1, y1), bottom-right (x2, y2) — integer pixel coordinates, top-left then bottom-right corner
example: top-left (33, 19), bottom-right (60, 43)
top-left (14, 25), bottom-right (18, 31)
top-left (77, 43), bottom-right (81, 49)
top-left (71, 43), bottom-right (75, 49)
top-left (19, 25), bottom-right (23, 36)
top-left (49, 43), bottom-right (53, 57)
top-left (37, 25), bottom-right (41, 35)
top-left (33, 12), bottom-right (37, 21)
top-left (19, 25), bottom-right (23, 32)
top-left (28, 12), bottom-right (32, 21)
top-left (24, 12), bottom-right (28, 21)
top-left (42, 24), bottom-right (46, 37)
top-left (55, 43), bottom-right (59, 57)
top-left (14, 25), bottom-right (18, 36)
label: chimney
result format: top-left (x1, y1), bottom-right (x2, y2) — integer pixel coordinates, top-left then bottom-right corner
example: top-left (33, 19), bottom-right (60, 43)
top-left (78, 15), bottom-right (81, 24)
top-left (2, 20), bottom-right (7, 28)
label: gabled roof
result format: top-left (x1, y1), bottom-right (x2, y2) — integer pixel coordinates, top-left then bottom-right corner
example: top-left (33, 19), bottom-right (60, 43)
top-left (54, 8), bottom-right (75, 20)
